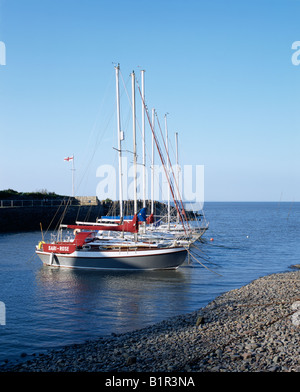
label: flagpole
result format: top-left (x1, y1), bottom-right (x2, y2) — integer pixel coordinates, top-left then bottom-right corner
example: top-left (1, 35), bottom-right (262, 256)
top-left (64, 155), bottom-right (75, 197)
top-left (72, 154), bottom-right (75, 197)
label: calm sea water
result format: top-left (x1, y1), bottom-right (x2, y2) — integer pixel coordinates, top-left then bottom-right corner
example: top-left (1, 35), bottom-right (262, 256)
top-left (0, 202), bottom-right (300, 363)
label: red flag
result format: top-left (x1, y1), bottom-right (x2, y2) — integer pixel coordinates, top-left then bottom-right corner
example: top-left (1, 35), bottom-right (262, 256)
top-left (64, 156), bottom-right (74, 161)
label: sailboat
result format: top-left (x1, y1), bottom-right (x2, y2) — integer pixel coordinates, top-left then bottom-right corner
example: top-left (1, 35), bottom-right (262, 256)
top-left (35, 66), bottom-right (188, 271)
top-left (142, 125), bottom-right (208, 245)
top-left (35, 220), bottom-right (187, 270)
top-left (128, 91), bottom-right (208, 246)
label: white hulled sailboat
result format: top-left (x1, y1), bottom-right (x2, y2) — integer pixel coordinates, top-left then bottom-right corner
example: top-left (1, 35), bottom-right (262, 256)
top-left (35, 66), bottom-right (188, 270)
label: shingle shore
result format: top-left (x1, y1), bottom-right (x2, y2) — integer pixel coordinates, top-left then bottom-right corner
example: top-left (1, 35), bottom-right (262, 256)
top-left (2, 270), bottom-right (300, 372)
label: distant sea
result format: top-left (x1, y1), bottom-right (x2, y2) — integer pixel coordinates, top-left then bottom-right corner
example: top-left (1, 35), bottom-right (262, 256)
top-left (0, 202), bottom-right (299, 363)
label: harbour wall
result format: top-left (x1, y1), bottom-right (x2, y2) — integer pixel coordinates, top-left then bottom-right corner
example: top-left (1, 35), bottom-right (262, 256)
top-left (0, 198), bottom-right (199, 233)
top-left (0, 199), bottom-right (165, 233)
top-left (0, 204), bottom-right (106, 233)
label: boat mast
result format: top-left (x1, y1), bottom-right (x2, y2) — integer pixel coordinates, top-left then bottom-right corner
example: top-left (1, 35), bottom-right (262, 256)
top-left (151, 108), bottom-right (155, 216)
top-left (165, 114), bottom-right (170, 230)
top-left (115, 64), bottom-right (123, 220)
top-left (137, 86), bottom-right (188, 236)
top-left (175, 132), bottom-right (179, 223)
top-left (131, 71), bottom-right (138, 234)
top-left (72, 154), bottom-right (75, 197)
top-left (141, 69), bottom-right (146, 209)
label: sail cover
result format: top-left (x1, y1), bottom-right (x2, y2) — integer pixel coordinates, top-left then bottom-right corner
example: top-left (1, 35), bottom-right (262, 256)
top-left (137, 207), bottom-right (147, 222)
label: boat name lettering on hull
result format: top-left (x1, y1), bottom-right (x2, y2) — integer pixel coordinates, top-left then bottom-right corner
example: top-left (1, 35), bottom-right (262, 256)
top-left (44, 244), bottom-right (76, 254)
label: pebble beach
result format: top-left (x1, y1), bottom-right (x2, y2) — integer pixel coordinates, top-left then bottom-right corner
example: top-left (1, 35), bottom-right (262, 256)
top-left (2, 269), bottom-right (300, 373)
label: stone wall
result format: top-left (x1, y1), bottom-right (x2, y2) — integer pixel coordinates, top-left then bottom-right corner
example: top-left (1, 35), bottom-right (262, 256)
top-left (0, 204), bottom-right (105, 232)
top-left (75, 196), bottom-right (99, 206)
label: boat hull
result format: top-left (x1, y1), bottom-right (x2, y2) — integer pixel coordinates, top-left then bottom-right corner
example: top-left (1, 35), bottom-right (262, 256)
top-left (35, 247), bottom-right (187, 271)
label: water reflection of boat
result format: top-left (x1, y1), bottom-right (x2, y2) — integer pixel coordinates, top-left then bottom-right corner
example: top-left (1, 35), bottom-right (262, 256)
top-left (35, 265), bottom-right (190, 335)
top-left (36, 265), bottom-right (188, 288)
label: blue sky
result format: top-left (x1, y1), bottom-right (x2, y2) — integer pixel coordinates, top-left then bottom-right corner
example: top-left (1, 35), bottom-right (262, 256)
top-left (1, 0), bottom-right (300, 202)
